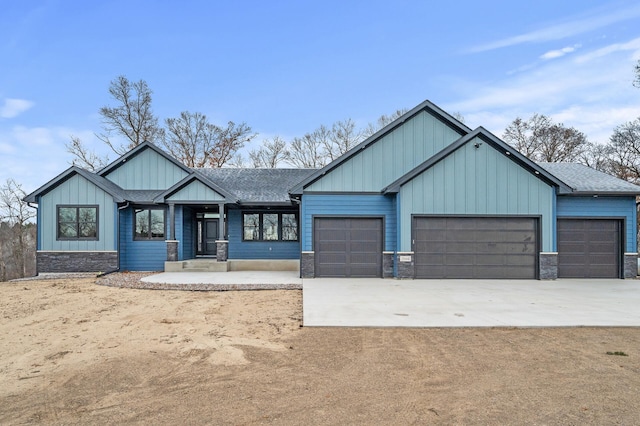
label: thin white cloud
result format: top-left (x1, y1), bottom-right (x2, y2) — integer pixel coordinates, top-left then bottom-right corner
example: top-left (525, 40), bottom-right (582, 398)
top-left (469, 3), bottom-right (640, 53)
top-left (446, 37), bottom-right (640, 144)
top-left (0, 98), bottom-right (34, 118)
top-left (540, 44), bottom-right (581, 60)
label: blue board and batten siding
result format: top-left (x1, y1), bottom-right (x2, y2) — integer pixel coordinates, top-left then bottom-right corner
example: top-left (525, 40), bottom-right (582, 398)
top-left (181, 206), bottom-right (195, 260)
top-left (119, 207), bottom-right (167, 271)
top-left (398, 138), bottom-right (556, 252)
top-left (305, 111), bottom-right (463, 192)
top-left (104, 148), bottom-right (188, 190)
top-left (227, 209), bottom-right (300, 259)
top-left (167, 180), bottom-right (225, 202)
top-left (556, 196), bottom-right (637, 252)
top-left (301, 194), bottom-right (396, 251)
top-left (39, 173), bottom-right (117, 251)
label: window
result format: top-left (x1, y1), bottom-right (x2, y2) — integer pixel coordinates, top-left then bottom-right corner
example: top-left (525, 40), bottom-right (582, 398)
top-left (134, 208), bottom-right (165, 240)
top-left (242, 212), bottom-right (298, 242)
top-left (57, 206), bottom-right (98, 240)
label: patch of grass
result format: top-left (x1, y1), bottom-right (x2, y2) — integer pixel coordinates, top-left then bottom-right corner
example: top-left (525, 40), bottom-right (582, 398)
top-left (606, 351), bottom-right (628, 356)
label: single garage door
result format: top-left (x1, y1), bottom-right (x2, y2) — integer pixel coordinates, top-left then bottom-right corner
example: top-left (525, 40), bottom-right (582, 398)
top-left (557, 219), bottom-right (621, 278)
top-left (414, 217), bottom-right (538, 279)
top-left (314, 217), bottom-right (383, 278)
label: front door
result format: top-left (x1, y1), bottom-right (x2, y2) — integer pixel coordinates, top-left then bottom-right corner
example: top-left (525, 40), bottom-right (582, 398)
top-left (203, 219), bottom-right (218, 256)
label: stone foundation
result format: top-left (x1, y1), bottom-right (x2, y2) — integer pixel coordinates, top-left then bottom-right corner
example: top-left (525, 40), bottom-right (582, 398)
top-left (301, 251), bottom-right (315, 278)
top-left (37, 251), bottom-right (118, 273)
top-left (624, 253), bottom-right (637, 279)
top-left (216, 240), bottom-right (229, 262)
top-left (166, 240), bottom-right (179, 262)
top-left (396, 252), bottom-right (414, 279)
top-left (539, 252), bottom-right (558, 280)
top-left (383, 251), bottom-right (394, 278)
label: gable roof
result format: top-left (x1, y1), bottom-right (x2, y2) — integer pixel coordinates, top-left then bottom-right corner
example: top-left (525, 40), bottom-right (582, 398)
top-left (538, 162), bottom-right (640, 196)
top-left (153, 172), bottom-right (237, 203)
top-left (289, 99), bottom-right (472, 195)
top-left (383, 127), bottom-right (573, 194)
top-left (97, 140), bottom-right (192, 177)
top-left (24, 166), bottom-right (128, 203)
top-left (197, 168), bottom-right (315, 204)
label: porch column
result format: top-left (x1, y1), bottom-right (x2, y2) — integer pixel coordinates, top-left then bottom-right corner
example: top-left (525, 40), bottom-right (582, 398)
top-left (168, 203), bottom-right (176, 240)
top-left (218, 203), bottom-right (225, 238)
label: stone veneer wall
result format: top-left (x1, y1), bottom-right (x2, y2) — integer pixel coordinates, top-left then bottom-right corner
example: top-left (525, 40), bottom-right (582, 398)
top-left (37, 251), bottom-right (118, 273)
top-left (624, 253), bottom-right (637, 279)
top-left (539, 252), bottom-right (558, 280)
top-left (216, 241), bottom-right (228, 262)
top-left (396, 252), bottom-right (414, 279)
top-left (301, 252), bottom-right (314, 278)
top-left (383, 252), bottom-right (394, 278)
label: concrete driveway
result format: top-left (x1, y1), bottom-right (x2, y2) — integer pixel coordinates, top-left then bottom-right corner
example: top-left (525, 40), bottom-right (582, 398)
top-left (302, 278), bottom-right (640, 327)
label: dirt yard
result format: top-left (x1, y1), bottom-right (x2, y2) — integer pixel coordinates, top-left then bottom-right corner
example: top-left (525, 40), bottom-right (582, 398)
top-left (1, 274), bottom-right (639, 425)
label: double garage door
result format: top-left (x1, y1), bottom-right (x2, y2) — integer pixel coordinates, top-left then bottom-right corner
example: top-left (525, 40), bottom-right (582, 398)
top-left (413, 217), bottom-right (538, 279)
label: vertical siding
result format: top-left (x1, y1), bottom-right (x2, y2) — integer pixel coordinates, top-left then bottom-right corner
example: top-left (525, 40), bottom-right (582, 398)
top-left (399, 139), bottom-right (555, 251)
top-left (105, 148), bottom-right (188, 189)
top-left (167, 180), bottom-right (225, 201)
top-left (556, 196), bottom-right (637, 252)
top-left (227, 208), bottom-right (300, 259)
top-left (301, 194), bottom-right (397, 251)
top-left (40, 174), bottom-right (116, 251)
top-left (305, 110), bottom-right (464, 191)
top-left (119, 207), bottom-right (167, 271)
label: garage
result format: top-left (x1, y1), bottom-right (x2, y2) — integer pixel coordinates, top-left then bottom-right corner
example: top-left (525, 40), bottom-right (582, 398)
top-left (314, 217), bottom-right (383, 278)
top-left (413, 216), bottom-right (538, 279)
top-left (557, 219), bottom-right (622, 278)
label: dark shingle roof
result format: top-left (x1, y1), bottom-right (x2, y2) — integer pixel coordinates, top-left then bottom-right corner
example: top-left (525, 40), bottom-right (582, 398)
top-left (124, 190), bottom-right (166, 203)
top-left (195, 168), bottom-right (316, 203)
top-left (538, 162), bottom-right (640, 195)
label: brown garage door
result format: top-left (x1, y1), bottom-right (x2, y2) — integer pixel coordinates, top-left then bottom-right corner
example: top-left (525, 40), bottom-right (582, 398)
top-left (557, 219), bottom-right (621, 278)
top-left (314, 217), bottom-right (383, 278)
top-left (413, 216), bottom-right (538, 279)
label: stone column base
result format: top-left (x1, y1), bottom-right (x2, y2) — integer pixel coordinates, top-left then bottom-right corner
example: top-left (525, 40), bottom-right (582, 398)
top-left (216, 240), bottom-right (228, 262)
top-left (166, 240), bottom-right (179, 262)
top-left (383, 251), bottom-right (394, 278)
top-left (624, 253), bottom-right (638, 278)
top-left (396, 252), bottom-right (414, 279)
top-left (301, 251), bottom-right (315, 278)
top-left (539, 252), bottom-right (558, 280)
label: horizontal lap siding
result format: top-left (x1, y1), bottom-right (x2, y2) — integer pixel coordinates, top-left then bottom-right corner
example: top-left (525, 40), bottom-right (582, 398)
top-left (227, 209), bottom-right (300, 259)
top-left (556, 196), bottom-right (636, 252)
top-left (119, 207), bottom-right (167, 271)
top-left (301, 194), bottom-right (396, 252)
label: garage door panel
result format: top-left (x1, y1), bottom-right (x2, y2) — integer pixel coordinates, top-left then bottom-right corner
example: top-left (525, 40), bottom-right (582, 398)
top-left (314, 217), bottom-right (383, 278)
top-left (414, 217), bottom-right (537, 279)
top-left (557, 219), bottom-right (620, 278)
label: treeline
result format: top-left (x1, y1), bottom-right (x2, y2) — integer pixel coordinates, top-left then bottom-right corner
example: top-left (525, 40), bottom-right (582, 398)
top-left (0, 222), bottom-right (36, 281)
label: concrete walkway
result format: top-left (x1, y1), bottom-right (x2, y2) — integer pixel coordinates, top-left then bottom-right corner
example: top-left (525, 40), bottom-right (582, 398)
top-left (303, 278), bottom-right (640, 327)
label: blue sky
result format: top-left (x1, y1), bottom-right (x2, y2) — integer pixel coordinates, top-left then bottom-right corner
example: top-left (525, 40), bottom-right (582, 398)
top-left (2, 0), bottom-right (640, 192)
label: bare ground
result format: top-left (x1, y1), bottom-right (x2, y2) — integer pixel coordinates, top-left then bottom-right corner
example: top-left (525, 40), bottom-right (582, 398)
top-left (1, 274), bottom-right (639, 425)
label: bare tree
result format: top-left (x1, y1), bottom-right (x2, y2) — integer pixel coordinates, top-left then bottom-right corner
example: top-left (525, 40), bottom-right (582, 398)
top-left (163, 111), bottom-right (219, 168)
top-left (607, 119), bottom-right (640, 184)
top-left (97, 75), bottom-right (164, 154)
top-left (634, 59), bottom-right (640, 89)
top-left (578, 142), bottom-right (613, 173)
top-left (325, 119), bottom-right (361, 160)
top-left (503, 114), bottom-right (588, 162)
top-left (66, 136), bottom-right (109, 172)
top-left (208, 121), bottom-right (256, 167)
top-left (249, 136), bottom-right (288, 168)
top-left (362, 109), bottom-right (408, 138)
top-left (0, 179), bottom-right (36, 280)
top-left (286, 133), bottom-right (328, 169)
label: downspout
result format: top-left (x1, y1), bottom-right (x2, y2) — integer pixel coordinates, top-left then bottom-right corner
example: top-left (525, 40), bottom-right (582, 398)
top-left (112, 202), bottom-right (130, 274)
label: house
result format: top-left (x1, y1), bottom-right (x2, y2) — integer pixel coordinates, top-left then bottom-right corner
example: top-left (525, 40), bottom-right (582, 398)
top-left (25, 100), bottom-right (640, 279)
